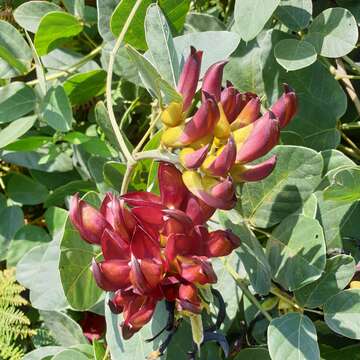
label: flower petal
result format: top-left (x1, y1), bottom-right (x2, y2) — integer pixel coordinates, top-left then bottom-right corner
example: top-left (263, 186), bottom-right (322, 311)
top-left (201, 60), bottom-right (227, 102)
top-left (101, 228), bottom-right (130, 260)
top-left (271, 84), bottom-right (297, 128)
top-left (206, 230), bottom-right (240, 257)
top-left (121, 191), bottom-right (162, 207)
top-left (180, 144), bottom-right (210, 170)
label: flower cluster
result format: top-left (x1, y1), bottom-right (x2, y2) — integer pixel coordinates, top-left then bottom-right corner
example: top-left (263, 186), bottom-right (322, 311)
top-left (160, 47), bottom-right (297, 210)
top-left (70, 163), bottom-right (240, 339)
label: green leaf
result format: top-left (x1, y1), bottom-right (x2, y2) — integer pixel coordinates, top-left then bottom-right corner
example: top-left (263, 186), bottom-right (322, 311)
top-left (7, 173), bottom-right (49, 205)
top-left (30, 169), bottom-right (81, 191)
top-left (13, 1), bottom-right (63, 32)
top-left (218, 210), bottom-right (271, 295)
top-left (240, 145), bottom-right (323, 228)
top-left (321, 344), bottom-right (360, 360)
top-left (23, 346), bottom-right (65, 360)
top-left (0, 206), bottom-right (24, 260)
top-left (110, 0), bottom-right (152, 50)
top-left (280, 61), bottom-right (346, 151)
top-left (275, 0), bottom-right (313, 31)
top-left (4, 135), bottom-right (51, 151)
top-left (212, 253), bottom-right (243, 330)
top-left (337, 0), bottom-right (360, 25)
top-left (126, 45), bottom-right (162, 99)
top-left (103, 161), bottom-right (127, 191)
top-left (0, 82), bottom-right (36, 124)
top-left (184, 12), bottom-right (225, 32)
top-left (305, 8), bottom-right (358, 58)
top-left (160, 0), bottom-right (190, 34)
top-left (42, 85), bottom-right (73, 132)
top-left (0, 115), bottom-right (37, 149)
top-left (174, 31), bottom-right (240, 78)
top-left (274, 39), bottom-right (317, 71)
top-left (40, 310), bottom-right (88, 346)
top-left (145, 4), bottom-right (179, 86)
top-left (324, 289), bottom-right (360, 339)
top-left (44, 180), bottom-right (96, 207)
top-left (295, 255), bottom-right (355, 308)
top-left (63, 0), bottom-right (85, 18)
top-left (0, 20), bottom-right (33, 78)
top-left (44, 207), bottom-right (69, 236)
top-left (97, 0), bottom-right (117, 42)
top-left (234, 0), bottom-right (280, 41)
top-left (34, 11), bottom-right (83, 56)
top-left (59, 219), bottom-right (103, 310)
top-left (266, 214), bottom-right (326, 291)
top-left (268, 313), bottom-right (320, 360)
top-left (63, 70), bottom-right (107, 105)
top-left (234, 348), bottom-right (271, 360)
top-left (7, 224), bottom-right (51, 267)
top-left (323, 167), bottom-right (360, 203)
top-left (16, 236), bottom-right (68, 310)
top-left (93, 340), bottom-right (106, 360)
top-left (52, 349), bottom-right (89, 360)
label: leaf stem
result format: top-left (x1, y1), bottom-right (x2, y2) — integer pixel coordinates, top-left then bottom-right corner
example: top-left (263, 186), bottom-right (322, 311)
top-left (105, 0), bottom-right (143, 163)
top-left (26, 45), bottom-right (102, 86)
top-left (270, 285), bottom-right (302, 312)
top-left (342, 55), bottom-right (360, 74)
top-left (223, 259), bottom-right (273, 322)
top-left (133, 150), bottom-right (179, 164)
top-left (341, 122), bottom-right (360, 130)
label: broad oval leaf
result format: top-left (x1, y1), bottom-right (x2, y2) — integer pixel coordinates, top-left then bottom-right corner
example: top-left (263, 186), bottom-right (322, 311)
top-left (266, 214), bottom-right (326, 291)
top-left (0, 115), bottom-right (37, 149)
top-left (0, 20), bottom-right (32, 78)
top-left (59, 218), bottom-right (103, 310)
top-left (16, 237), bottom-right (68, 311)
top-left (305, 7), bottom-right (358, 58)
top-left (145, 4), bottom-right (179, 86)
top-left (218, 210), bottom-right (271, 295)
top-left (268, 313), bottom-right (320, 360)
top-left (7, 224), bottom-right (51, 267)
top-left (240, 145), bottom-right (323, 228)
top-left (274, 39), bottom-right (317, 71)
top-left (234, 348), bottom-right (271, 360)
top-left (13, 1), bottom-right (63, 32)
top-left (7, 173), bottom-right (49, 205)
top-left (275, 0), bottom-right (313, 31)
top-left (0, 82), bottom-right (36, 124)
top-left (324, 289), bottom-right (360, 339)
top-left (52, 349), bottom-right (89, 360)
top-left (42, 85), bottom-right (73, 132)
top-left (234, 0), bottom-right (280, 41)
top-left (295, 255), bottom-right (355, 308)
top-left (23, 346), bottom-right (65, 360)
top-left (34, 11), bottom-right (83, 56)
top-left (323, 167), bottom-right (360, 203)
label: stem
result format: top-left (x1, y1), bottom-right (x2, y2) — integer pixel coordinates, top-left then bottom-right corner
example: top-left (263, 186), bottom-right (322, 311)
top-left (102, 346), bottom-right (110, 360)
top-left (335, 59), bottom-right (360, 116)
top-left (120, 162), bottom-right (136, 195)
top-left (338, 145), bottom-right (360, 161)
top-left (270, 286), bottom-right (302, 312)
top-left (133, 111), bottom-right (161, 153)
top-left (223, 259), bottom-right (273, 322)
top-left (133, 150), bottom-right (179, 164)
top-left (26, 45), bottom-right (102, 86)
top-left (341, 122), bottom-right (360, 130)
top-left (342, 55), bottom-right (360, 74)
top-left (341, 131), bottom-right (360, 155)
top-left (105, 0), bottom-right (143, 163)
top-left (119, 97), bottom-right (140, 129)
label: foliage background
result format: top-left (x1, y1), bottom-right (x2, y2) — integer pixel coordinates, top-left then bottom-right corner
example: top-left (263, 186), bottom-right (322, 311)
top-left (1, 0), bottom-right (360, 359)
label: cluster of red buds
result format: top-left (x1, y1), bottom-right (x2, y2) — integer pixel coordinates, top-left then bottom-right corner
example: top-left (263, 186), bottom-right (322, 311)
top-left (161, 47), bottom-right (297, 210)
top-left (70, 163), bottom-right (240, 340)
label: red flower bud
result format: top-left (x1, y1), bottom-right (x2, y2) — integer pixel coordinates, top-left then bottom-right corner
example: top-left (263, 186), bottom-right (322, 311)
top-left (179, 256), bottom-right (217, 285)
top-left (206, 230), bottom-right (240, 257)
top-left (177, 283), bottom-right (201, 313)
top-left (202, 60), bottom-right (228, 102)
top-left (235, 111), bottom-right (280, 163)
top-left (178, 46), bottom-right (203, 112)
top-left (69, 194), bottom-right (109, 245)
top-left (231, 96), bottom-right (261, 131)
top-left (271, 84), bottom-right (297, 128)
top-left (180, 144), bottom-right (210, 169)
top-left (179, 93), bottom-right (219, 145)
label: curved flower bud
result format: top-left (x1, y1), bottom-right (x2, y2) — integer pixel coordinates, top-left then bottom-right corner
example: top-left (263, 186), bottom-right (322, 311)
top-left (202, 136), bottom-right (236, 177)
top-left (177, 283), bottom-right (202, 314)
top-left (179, 256), bottom-right (217, 285)
top-left (214, 103), bottom-right (231, 139)
top-left (161, 102), bottom-right (184, 127)
top-left (178, 46), bottom-right (203, 112)
top-left (179, 144), bottom-right (210, 169)
top-left (271, 84), bottom-right (297, 128)
top-left (235, 111), bottom-right (280, 163)
top-left (206, 230), bottom-right (240, 257)
top-left (92, 259), bottom-right (131, 291)
top-left (179, 93), bottom-right (219, 145)
top-left (69, 194), bottom-right (109, 245)
top-left (220, 85), bottom-right (241, 123)
top-left (159, 162), bottom-right (188, 209)
top-left (183, 193), bottom-right (215, 225)
top-left (201, 60), bottom-right (227, 102)
top-left (161, 125), bottom-right (185, 148)
top-left (182, 171), bottom-right (236, 210)
top-left (230, 96), bottom-right (261, 131)
top-left (121, 192), bottom-right (162, 207)
top-left (101, 228), bottom-right (130, 260)
top-left (231, 155), bottom-right (277, 182)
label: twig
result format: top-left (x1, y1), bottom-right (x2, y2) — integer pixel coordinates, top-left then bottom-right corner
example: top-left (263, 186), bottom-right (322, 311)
top-left (133, 111), bottom-right (161, 153)
top-left (105, 0), bottom-right (143, 163)
top-left (26, 45), bottom-right (102, 86)
top-left (334, 59), bottom-right (360, 116)
top-left (342, 55), bottom-right (360, 74)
